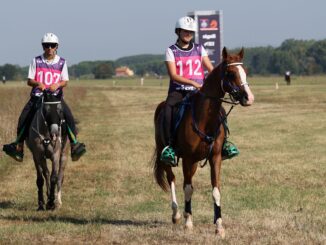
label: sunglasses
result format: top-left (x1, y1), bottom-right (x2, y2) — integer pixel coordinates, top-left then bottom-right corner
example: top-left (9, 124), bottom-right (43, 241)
top-left (42, 43), bottom-right (57, 49)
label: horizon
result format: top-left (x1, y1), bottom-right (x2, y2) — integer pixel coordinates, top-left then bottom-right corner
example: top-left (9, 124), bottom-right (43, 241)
top-left (3, 37), bottom-right (325, 68)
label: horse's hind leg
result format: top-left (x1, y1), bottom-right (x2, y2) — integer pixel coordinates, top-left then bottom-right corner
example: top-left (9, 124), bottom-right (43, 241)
top-left (165, 167), bottom-right (181, 224)
top-left (182, 159), bottom-right (197, 230)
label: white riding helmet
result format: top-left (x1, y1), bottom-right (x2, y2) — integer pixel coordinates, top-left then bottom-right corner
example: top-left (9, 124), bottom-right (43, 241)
top-left (175, 16), bottom-right (197, 32)
top-left (41, 33), bottom-right (59, 44)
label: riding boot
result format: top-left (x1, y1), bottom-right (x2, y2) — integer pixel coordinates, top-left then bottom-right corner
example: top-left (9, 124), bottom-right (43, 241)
top-left (160, 102), bottom-right (177, 167)
top-left (71, 142), bottom-right (86, 161)
top-left (3, 142), bottom-right (24, 162)
top-left (160, 128), bottom-right (177, 166)
top-left (222, 140), bottom-right (239, 160)
top-left (67, 125), bottom-right (86, 161)
top-left (160, 145), bottom-right (177, 167)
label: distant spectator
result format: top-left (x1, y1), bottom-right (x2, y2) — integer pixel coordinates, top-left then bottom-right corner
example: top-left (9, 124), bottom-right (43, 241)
top-left (2, 75), bottom-right (6, 84)
top-left (284, 71), bottom-right (291, 85)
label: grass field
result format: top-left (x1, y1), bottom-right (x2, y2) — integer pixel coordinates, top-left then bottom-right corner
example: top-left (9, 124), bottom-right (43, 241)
top-left (0, 76), bottom-right (325, 244)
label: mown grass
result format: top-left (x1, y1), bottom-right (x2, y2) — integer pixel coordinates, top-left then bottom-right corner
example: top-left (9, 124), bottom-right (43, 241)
top-left (0, 76), bottom-right (325, 244)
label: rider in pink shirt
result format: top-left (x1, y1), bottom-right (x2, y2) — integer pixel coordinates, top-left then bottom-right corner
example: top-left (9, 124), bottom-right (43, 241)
top-left (3, 33), bottom-right (86, 162)
top-left (160, 17), bottom-right (239, 166)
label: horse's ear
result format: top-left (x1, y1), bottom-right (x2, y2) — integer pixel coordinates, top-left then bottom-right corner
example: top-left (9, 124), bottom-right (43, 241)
top-left (222, 47), bottom-right (228, 60)
top-left (238, 47), bottom-right (244, 59)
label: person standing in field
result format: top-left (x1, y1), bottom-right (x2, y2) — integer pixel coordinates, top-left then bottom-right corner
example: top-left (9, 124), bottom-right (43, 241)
top-left (160, 16), bottom-right (239, 166)
top-left (3, 33), bottom-right (86, 162)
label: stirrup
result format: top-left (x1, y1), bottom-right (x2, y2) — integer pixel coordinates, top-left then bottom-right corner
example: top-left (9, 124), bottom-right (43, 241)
top-left (3, 143), bottom-right (24, 162)
top-left (222, 140), bottom-right (239, 160)
top-left (160, 146), bottom-right (177, 167)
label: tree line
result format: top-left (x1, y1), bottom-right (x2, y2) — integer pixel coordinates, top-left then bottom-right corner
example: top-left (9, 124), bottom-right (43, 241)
top-left (1, 38), bottom-right (325, 81)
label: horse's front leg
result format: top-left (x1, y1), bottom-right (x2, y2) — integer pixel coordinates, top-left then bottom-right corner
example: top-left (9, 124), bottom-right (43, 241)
top-left (182, 159), bottom-right (198, 230)
top-left (46, 153), bottom-right (60, 210)
top-left (165, 167), bottom-right (181, 224)
top-left (210, 153), bottom-right (225, 238)
top-left (33, 156), bottom-right (46, 211)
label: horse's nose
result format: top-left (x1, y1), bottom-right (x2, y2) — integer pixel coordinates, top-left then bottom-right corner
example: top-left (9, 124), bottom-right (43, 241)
top-left (50, 124), bottom-right (59, 136)
top-left (243, 85), bottom-right (254, 106)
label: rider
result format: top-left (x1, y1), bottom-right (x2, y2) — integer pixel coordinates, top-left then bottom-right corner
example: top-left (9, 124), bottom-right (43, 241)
top-left (160, 16), bottom-right (239, 166)
top-left (3, 33), bottom-right (86, 162)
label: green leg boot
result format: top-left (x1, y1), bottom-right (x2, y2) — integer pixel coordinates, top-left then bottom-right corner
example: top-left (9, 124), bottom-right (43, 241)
top-left (222, 140), bottom-right (239, 160)
top-left (160, 145), bottom-right (177, 167)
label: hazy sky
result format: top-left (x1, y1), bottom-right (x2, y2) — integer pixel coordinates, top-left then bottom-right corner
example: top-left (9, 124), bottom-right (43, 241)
top-left (1, 0), bottom-right (325, 66)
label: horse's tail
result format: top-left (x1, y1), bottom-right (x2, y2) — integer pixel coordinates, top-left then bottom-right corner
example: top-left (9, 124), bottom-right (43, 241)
top-left (152, 101), bottom-right (170, 192)
top-left (152, 148), bottom-right (169, 192)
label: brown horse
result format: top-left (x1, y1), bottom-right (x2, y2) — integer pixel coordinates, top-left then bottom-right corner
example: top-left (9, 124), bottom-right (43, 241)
top-left (152, 47), bottom-right (254, 237)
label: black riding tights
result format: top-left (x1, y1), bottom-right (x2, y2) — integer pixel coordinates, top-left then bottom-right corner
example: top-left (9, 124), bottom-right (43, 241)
top-left (163, 91), bottom-right (188, 146)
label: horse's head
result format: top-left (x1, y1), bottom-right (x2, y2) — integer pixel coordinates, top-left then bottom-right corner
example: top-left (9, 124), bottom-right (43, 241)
top-left (42, 90), bottom-right (63, 141)
top-left (221, 47), bottom-right (254, 106)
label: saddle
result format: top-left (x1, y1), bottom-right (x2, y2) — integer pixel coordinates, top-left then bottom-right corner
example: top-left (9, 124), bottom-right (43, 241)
top-left (159, 92), bottom-right (231, 160)
top-left (171, 93), bottom-right (229, 145)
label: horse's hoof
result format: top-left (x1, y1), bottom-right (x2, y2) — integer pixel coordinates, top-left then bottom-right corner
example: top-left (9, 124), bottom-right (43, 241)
top-left (37, 206), bottom-right (45, 211)
top-left (215, 227), bottom-right (226, 239)
top-left (55, 202), bottom-right (62, 210)
top-left (184, 222), bottom-right (193, 231)
top-left (172, 212), bottom-right (181, 224)
top-left (184, 212), bottom-right (193, 230)
top-left (46, 203), bottom-right (56, 211)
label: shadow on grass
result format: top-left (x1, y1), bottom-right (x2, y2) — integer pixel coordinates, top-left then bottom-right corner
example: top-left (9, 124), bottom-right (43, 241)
top-left (0, 201), bottom-right (16, 209)
top-left (1, 213), bottom-right (165, 227)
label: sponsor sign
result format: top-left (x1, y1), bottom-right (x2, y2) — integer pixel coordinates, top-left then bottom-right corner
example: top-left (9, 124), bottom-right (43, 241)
top-left (197, 14), bottom-right (221, 66)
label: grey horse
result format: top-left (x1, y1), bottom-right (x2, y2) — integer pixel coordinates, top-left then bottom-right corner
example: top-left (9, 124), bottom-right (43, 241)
top-left (26, 91), bottom-right (68, 210)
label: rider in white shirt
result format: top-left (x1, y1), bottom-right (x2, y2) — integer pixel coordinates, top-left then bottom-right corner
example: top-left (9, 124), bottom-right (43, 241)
top-left (160, 17), bottom-right (239, 166)
top-left (3, 33), bottom-right (86, 162)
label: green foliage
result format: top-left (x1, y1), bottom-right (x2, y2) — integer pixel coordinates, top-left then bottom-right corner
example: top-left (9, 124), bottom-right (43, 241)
top-left (116, 54), bottom-right (165, 76)
top-left (235, 38), bottom-right (326, 75)
top-left (92, 61), bottom-right (115, 79)
top-left (69, 61), bottom-right (115, 79)
top-left (0, 64), bottom-right (24, 81)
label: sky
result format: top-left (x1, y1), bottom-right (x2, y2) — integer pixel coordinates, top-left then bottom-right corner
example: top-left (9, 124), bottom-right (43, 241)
top-left (1, 0), bottom-right (325, 66)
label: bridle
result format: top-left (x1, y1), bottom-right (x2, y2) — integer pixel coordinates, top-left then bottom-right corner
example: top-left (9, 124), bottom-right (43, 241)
top-left (219, 62), bottom-right (250, 107)
top-left (31, 96), bottom-right (63, 148)
top-left (191, 61), bottom-right (249, 167)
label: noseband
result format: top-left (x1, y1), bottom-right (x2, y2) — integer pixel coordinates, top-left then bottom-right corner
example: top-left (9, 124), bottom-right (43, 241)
top-left (220, 62), bottom-right (250, 105)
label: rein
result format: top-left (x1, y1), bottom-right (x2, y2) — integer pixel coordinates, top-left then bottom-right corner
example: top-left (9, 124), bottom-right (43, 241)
top-left (31, 98), bottom-right (63, 149)
top-left (190, 92), bottom-right (227, 168)
top-left (192, 62), bottom-right (246, 167)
